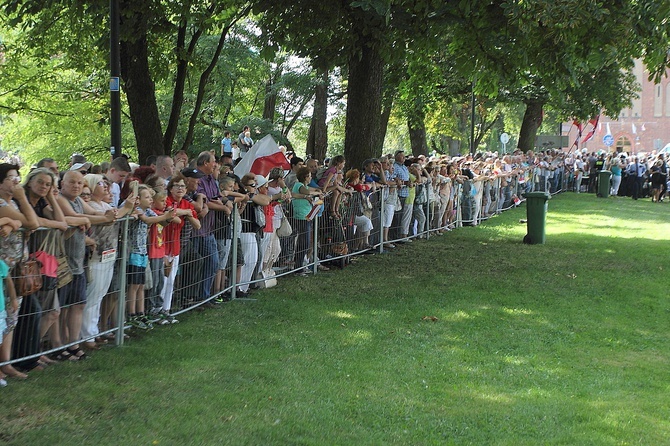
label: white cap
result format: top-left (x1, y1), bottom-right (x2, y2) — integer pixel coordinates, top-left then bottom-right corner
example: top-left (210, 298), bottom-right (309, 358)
top-left (70, 162), bottom-right (93, 172)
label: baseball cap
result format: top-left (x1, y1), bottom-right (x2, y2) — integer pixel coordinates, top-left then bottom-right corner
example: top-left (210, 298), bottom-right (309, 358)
top-left (70, 162), bottom-right (93, 172)
top-left (181, 168), bottom-right (204, 179)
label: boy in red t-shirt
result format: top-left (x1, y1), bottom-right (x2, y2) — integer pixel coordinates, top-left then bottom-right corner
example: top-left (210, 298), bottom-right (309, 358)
top-left (148, 191), bottom-right (178, 323)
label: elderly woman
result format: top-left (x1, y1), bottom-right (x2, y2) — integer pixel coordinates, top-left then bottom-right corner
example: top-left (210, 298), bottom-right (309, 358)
top-left (80, 174), bottom-right (134, 348)
top-left (12, 168), bottom-right (67, 370)
top-left (0, 164), bottom-right (39, 379)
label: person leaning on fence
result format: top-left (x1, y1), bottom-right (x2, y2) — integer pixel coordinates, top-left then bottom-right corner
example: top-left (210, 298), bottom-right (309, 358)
top-left (12, 168), bottom-right (67, 371)
top-left (344, 169), bottom-right (374, 250)
top-left (191, 152), bottom-right (226, 307)
top-left (79, 174), bottom-right (134, 348)
top-left (162, 174), bottom-right (202, 317)
top-left (236, 174), bottom-right (272, 296)
top-left (291, 167), bottom-right (323, 276)
top-left (0, 163), bottom-right (39, 379)
top-left (125, 185), bottom-right (176, 330)
top-left (56, 170), bottom-right (117, 361)
top-left (263, 168), bottom-right (291, 277)
top-left (213, 175), bottom-right (246, 300)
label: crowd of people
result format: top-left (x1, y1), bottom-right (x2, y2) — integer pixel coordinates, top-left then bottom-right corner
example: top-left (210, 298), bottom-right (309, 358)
top-left (566, 149), bottom-right (669, 200)
top-left (0, 141), bottom-right (666, 388)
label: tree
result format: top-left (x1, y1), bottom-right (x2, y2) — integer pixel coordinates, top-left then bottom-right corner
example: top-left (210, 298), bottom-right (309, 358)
top-left (2, 0), bottom-right (253, 163)
top-left (447, 0), bottom-right (670, 152)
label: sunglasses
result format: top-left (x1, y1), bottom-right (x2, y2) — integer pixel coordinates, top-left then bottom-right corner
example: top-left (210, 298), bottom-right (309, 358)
top-left (247, 184), bottom-right (257, 187)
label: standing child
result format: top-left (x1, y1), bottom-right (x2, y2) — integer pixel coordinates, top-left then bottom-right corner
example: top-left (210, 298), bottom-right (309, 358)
top-left (147, 191), bottom-right (179, 323)
top-left (126, 185), bottom-right (175, 329)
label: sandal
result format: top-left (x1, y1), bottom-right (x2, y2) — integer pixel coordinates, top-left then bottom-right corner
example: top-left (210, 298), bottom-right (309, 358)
top-left (53, 349), bottom-right (78, 362)
top-left (95, 336), bottom-right (109, 345)
top-left (67, 346), bottom-right (88, 360)
top-left (83, 341), bottom-right (101, 351)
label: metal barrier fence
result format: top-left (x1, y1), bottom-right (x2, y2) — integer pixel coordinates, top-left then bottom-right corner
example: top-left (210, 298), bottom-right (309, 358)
top-left (1, 168), bottom-right (566, 372)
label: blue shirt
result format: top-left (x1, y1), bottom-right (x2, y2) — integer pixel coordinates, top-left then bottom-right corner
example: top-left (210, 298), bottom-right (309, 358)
top-left (393, 162), bottom-right (410, 198)
top-left (221, 137), bottom-right (232, 155)
top-left (627, 162), bottom-right (647, 177)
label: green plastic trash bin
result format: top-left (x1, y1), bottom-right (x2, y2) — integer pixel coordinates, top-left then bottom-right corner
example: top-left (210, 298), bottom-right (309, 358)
top-left (523, 191), bottom-right (551, 245)
top-left (597, 170), bottom-right (612, 198)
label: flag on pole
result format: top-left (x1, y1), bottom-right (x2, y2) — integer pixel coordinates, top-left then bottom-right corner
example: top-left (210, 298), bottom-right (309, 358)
top-left (641, 123), bottom-right (646, 132)
top-left (632, 123), bottom-right (637, 134)
top-left (606, 122), bottom-right (612, 136)
top-left (233, 135), bottom-right (290, 178)
top-left (581, 115), bottom-right (600, 143)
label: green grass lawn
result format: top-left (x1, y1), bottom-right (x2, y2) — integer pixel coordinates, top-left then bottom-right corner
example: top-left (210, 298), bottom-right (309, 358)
top-left (2, 193), bottom-right (669, 445)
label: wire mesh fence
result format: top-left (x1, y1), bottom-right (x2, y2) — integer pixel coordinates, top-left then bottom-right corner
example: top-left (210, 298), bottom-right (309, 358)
top-left (1, 167), bottom-right (568, 371)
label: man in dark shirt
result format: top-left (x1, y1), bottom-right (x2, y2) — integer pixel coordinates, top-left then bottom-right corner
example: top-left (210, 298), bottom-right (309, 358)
top-left (192, 152), bottom-right (226, 306)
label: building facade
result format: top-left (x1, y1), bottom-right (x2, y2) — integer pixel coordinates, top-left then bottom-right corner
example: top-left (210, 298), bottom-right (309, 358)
top-left (564, 59), bottom-right (670, 155)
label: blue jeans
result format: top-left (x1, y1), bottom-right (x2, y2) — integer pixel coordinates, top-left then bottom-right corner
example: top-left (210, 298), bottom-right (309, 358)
top-left (192, 234), bottom-right (219, 300)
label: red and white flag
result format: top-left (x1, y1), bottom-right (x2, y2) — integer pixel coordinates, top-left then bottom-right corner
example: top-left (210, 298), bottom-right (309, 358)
top-left (233, 135), bottom-right (290, 178)
top-left (581, 115), bottom-right (600, 143)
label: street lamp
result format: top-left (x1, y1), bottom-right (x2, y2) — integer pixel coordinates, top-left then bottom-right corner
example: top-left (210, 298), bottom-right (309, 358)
top-left (110, 0), bottom-right (121, 159)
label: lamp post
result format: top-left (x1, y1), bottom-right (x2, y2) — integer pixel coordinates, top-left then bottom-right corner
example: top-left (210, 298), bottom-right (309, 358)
top-left (110, 0), bottom-right (121, 159)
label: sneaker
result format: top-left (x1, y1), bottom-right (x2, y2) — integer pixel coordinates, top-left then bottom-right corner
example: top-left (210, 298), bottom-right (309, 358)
top-left (139, 316), bottom-right (153, 330)
top-left (215, 292), bottom-right (232, 303)
top-left (167, 315), bottom-right (179, 324)
top-left (128, 317), bottom-right (149, 330)
top-left (156, 311), bottom-right (171, 325)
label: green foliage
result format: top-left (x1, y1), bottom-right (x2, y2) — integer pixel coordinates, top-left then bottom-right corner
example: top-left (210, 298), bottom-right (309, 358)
top-left (0, 26), bottom-right (136, 166)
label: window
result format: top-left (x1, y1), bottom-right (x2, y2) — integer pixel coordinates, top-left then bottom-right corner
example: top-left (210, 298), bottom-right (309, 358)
top-left (654, 84), bottom-right (662, 117)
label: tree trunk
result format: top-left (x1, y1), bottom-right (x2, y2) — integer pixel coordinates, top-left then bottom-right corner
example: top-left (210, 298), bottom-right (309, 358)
top-left (306, 67), bottom-right (329, 162)
top-left (163, 19), bottom-right (205, 156)
top-left (263, 73), bottom-right (278, 123)
top-left (180, 6), bottom-right (249, 153)
top-left (371, 90), bottom-right (393, 155)
top-left (407, 101), bottom-right (427, 156)
top-left (120, 32), bottom-right (164, 164)
top-left (344, 44), bottom-right (384, 171)
top-left (447, 136), bottom-right (461, 156)
top-left (517, 99), bottom-right (545, 152)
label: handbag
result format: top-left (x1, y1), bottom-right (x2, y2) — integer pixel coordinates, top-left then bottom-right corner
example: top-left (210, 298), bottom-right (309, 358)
top-left (260, 269), bottom-right (277, 289)
top-left (55, 232), bottom-right (73, 288)
top-left (33, 231), bottom-right (58, 278)
top-left (14, 256), bottom-right (43, 296)
top-left (276, 216), bottom-right (292, 237)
